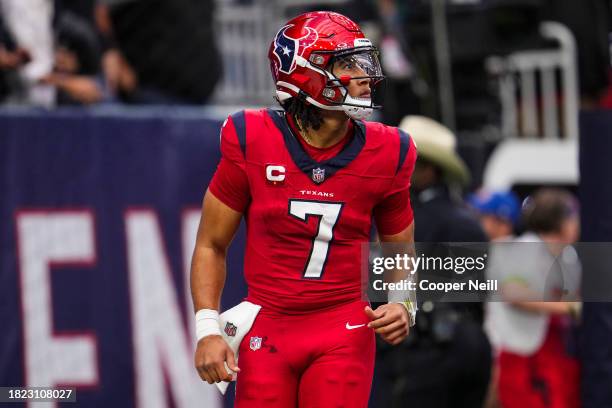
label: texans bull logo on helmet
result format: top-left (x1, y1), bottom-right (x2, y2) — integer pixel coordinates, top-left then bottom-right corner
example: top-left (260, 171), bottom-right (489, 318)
top-left (272, 25), bottom-right (319, 75)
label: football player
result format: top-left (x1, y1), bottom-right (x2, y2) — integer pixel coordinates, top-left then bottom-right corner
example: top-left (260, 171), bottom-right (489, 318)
top-left (191, 11), bottom-right (417, 407)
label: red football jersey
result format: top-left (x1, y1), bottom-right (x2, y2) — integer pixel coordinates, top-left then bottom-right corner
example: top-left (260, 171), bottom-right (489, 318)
top-left (209, 109), bottom-right (416, 313)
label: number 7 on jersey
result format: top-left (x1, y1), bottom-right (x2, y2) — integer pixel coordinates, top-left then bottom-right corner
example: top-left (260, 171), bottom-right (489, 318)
top-left (288, 199), bottom-right (344, 279)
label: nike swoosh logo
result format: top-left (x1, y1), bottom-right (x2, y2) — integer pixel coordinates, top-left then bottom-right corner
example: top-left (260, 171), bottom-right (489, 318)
top-left (346, 322), bottom-right (366, 330)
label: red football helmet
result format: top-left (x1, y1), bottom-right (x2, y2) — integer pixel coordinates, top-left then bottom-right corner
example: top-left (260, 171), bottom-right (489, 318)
top-left (268, 11), bottom-right (384, 120)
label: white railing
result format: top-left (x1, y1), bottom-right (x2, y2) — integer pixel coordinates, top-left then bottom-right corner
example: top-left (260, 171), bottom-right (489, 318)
top-left (486, 22), bottom-right (579, 139)
top-left (211, 1), bottom-right (282, 106)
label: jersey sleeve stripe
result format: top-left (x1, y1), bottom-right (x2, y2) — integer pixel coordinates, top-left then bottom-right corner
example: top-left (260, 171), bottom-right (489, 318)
top-left (396, 128), bottom-right (411, 175)
top-left (230, 110), bottom-right (247, 159)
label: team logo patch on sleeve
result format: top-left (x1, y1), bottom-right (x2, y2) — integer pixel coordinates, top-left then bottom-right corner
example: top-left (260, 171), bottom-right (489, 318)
top-left (312, 167), bottom-right (326, 184)
top-left (224, 322), bottom-right (237, 337)
top-left (250, 336), bottom-right (262, 351)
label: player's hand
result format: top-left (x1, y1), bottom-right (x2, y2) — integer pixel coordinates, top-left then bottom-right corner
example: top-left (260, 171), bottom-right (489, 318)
top-left (365, 304), bottom-right (409, 345)
top-left (194, 335), bottom-right (240, 384)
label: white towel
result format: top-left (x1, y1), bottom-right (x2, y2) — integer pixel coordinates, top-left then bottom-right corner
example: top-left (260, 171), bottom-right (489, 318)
top-left (215, 301), bottom-right (261, 395)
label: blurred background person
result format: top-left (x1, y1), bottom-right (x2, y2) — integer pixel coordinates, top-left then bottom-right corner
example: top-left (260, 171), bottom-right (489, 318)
top-left (41, 8), bottom-right (109, 105)
top-left (468, 190), bottom-right (520, 241)
top-left (1, 0), bottom-right (223, 106)
top-left (0, 0), bottom-right (55, 106)
top-left (0, 7), bottom-right (31, 102)
top-left (102, 0), bottom-right (221, 104)
top-left (468, 189), bottom-right (521, 408)
top-left (1, 0), bottom-right (112, 106)
top-left (486, 188), bottom-right (581, 408)
top-left (371, 115), bottom-right (491, 408)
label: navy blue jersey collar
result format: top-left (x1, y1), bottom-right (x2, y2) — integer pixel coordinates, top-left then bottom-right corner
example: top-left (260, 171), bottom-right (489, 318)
top-left (266, 109), bottom-right (366, 185)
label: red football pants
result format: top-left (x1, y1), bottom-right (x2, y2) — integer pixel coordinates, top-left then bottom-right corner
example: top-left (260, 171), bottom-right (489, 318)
top-left (498, 319), bottom-right (580, 408)
top-left (235, 300), bottom-right (375, 408)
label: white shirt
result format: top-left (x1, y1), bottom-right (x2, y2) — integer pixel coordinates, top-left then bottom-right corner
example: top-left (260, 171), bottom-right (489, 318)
top-left (0, 0), bottom-right (55, 106)
top-left (485, 232), bottom-right (581, 355)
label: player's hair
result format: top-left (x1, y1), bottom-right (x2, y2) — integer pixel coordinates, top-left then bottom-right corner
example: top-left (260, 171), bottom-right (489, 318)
top-left (523, 188), bottom-right (578, 233)
top-left (281, 97), bottom-right (324, 131)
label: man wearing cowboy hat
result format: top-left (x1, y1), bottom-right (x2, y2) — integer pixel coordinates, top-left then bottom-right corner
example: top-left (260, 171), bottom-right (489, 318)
top-left (372, 116), bottom-right (492, 408)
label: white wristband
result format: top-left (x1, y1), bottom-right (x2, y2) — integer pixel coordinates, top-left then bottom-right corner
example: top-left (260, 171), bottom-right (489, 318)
top-left (195, 309), bottom-right (222, 341)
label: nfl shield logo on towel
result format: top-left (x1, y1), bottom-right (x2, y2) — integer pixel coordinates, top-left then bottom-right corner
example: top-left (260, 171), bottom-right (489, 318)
top-left (224, 322), bottom-right (237, 337)
top-left (312, 167), bottom-right (325, 184)
top-left (250, 336), bottom-right (262, 351)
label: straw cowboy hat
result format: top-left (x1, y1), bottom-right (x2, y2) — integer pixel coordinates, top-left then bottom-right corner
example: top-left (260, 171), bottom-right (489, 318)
top-left (399, 115), bottom-right (470, 186)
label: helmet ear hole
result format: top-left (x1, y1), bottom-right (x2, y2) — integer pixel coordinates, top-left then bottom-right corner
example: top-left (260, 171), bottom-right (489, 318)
top-left (310, 54), bottom-right (326, 66)
top-left (322, 87), bottom-right (337, 100)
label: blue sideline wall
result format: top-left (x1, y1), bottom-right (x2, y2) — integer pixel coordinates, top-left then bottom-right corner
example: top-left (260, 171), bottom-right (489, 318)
top-left (0, 108), bottom-right (246, 408)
